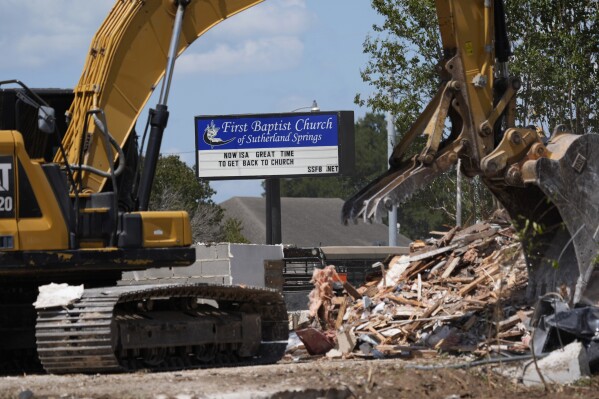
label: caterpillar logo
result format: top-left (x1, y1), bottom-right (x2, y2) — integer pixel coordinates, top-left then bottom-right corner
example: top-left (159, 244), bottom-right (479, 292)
top-left (0, 157), bottom-right (14, 217)
top-left (0, 163), bottom-right (12, 192)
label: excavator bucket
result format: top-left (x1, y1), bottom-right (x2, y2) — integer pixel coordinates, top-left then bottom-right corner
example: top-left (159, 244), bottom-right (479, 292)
top-left (490, 132), bottom-right (599, 305)
top-left (343, 131), bottom-right (599, 305)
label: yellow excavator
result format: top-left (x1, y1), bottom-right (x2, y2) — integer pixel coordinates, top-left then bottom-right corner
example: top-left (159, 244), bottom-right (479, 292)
top-left (343, 0), bottom-right (599, 305)
top-left (0, 0), bottom-right (287, 373)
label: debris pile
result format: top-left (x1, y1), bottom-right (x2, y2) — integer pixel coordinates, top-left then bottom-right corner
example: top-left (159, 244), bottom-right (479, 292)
top-left (290, 220), bottom-right (534, 360)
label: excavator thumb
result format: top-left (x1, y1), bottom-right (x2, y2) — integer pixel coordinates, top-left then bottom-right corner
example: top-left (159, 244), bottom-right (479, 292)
top-left (342, 147), bottom-right (459, 224)
top-left (342, 57), bottom-right (466, 224)
top-left (489, 132), bottom-right (599, 305)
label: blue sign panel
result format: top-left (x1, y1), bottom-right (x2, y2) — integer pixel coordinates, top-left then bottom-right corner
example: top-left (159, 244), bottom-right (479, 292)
top-left (196, 113), bottom-right (339, 151)
top-left (195, 111), bottom-right (353, 179)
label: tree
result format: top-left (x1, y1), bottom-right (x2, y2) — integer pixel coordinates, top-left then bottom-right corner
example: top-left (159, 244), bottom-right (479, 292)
top-left (505, 1), bottom-right (598, 134)
top-left (355, 0), bottom-right (441, 134)
top-left (221, 218), bottom-right (250, 244)
top-left (357, 0), bottom-right (598, 134)
top-left (150, 154), bottom-right (214, 212)
top-left (149, 155), bottom-right (248, 243)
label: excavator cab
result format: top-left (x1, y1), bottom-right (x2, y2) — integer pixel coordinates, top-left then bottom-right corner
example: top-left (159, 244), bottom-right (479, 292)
top-left (0, 83), bottom-right (194, 277)
top-left (343, 0), bottom-right (599, 305)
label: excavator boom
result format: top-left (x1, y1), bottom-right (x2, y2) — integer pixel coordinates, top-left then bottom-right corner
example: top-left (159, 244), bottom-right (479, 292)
top-left (56, 0), bottom-right (264, 194)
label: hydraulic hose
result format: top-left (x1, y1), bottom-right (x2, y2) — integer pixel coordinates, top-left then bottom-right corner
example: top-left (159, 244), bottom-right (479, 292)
top-left (68, 114), bottom-right (126, 179)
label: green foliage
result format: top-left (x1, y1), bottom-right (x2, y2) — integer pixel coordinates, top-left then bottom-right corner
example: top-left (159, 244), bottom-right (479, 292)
top-left (355, 0), bottom-right (440, 125)
top-left (505, 1), bottom-right (598, 134)
top-left (359, 0), bottom-right (598, 133)
top-left (351, 0), bottom-right (597, 237)
top-left (150, 154), bottom-right (214, 213)
top-left (221, 218), bottom-right (250, 244)
top-left (149, 155), bottom-right (247, 243)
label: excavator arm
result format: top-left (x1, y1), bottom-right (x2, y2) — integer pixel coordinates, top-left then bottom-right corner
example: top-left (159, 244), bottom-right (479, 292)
top-left (343, 0), bottom-right (501, 222)
top-left (55, 0), bottom-right (264, 195)
top-left (343, 0), bottom-right (599, 305)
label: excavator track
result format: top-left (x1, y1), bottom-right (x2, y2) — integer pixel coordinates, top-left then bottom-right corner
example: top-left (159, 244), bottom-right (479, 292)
top-left (36, 283), bottom-right (288, 374)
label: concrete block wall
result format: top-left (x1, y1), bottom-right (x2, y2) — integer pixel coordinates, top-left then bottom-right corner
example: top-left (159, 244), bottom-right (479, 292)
top-left (120, 243), bottom-right (283, 288)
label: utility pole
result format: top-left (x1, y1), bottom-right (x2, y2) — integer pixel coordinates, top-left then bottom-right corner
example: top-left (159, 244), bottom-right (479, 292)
top-left (387, 110), bottom-right (398, 246)
top-left (456, 158), bottom-right (462, 227)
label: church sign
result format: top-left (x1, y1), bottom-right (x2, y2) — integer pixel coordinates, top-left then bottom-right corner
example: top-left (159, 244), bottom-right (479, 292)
top-left (195, 111), bottom-right (354, 179)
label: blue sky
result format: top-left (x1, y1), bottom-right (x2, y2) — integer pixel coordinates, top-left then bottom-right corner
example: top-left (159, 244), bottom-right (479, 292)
top-left (0, 0), bottom-right (383, 203)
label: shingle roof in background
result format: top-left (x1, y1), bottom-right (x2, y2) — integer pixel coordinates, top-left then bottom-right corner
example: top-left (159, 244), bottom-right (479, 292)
top-left (220, 196), bottom-right (412, 247)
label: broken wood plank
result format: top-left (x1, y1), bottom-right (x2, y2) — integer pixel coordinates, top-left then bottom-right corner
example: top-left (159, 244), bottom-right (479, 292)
top-left (384, 294), bottom-right (428, 308)
top-left (441, 256), bottom-right (461, 279)
top-left (404, 258), bottom-right (438, 280)
top-left (437, 226), bottom-right (459, 247)
top-left (389, 313), bottom-right (465, 325)
top-left (363, 285), bottom-right (379, 298)
top-left (335, 296), bottom-right (349, 329)
top-left (409, 243), bottom-right (459, 262)
top-left (343, 281), bottom-right (362, 300)
top-left (368, 325), bottom-right (387, 343)
top-left (405, 295), bottom-right (446, 332)
top-left (458, 264), bottom-right (499, 296)
top-left (492, 313), bottom-right (521, 332)
top-left (454, 227), bottom-right (499, 245)
top-left (497, 330), bottom-right (525, 339)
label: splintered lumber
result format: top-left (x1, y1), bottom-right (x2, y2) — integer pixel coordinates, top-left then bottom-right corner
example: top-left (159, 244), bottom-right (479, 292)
top-left (335, 296), bottom-right (349, 329)
top-left (385, 294), bottom-right (428, 308)
top-left (404, 259), bottom-right (438, 280)
top-left (343, 281), bottom-right (361, 300)
top-left (437, 226), bottom-right (458, 247)
top-left (492, 313), bottom-right (522, 332)
top-left (458, 264), bottom-right (500, 296)
top-left (455, 226), bottom-right (499, 245)
top-left (368, 326), bottom-right (387, 343)
top-left (299, 218), bottom-right (531, 362)
top-left (405, 295), bottom-right (446, 332)
top-left (441, 256), bottom-right (461, 279)
top-left (409, 243), bottom-right (459, 262)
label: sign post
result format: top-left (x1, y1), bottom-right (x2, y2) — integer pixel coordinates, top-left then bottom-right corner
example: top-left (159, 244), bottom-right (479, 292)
top-left (265, 178), bottom-right (281, 244)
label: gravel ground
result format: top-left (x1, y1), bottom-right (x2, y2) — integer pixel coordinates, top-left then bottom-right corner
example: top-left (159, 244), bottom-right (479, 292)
top-left (1, 357), bottom-right (599, 399)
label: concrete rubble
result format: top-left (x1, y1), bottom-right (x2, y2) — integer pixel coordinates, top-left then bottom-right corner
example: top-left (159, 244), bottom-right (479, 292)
top-left (522, 341), bottom-right (590, 386)
top-left (33, 283), bottom-right (84, 309)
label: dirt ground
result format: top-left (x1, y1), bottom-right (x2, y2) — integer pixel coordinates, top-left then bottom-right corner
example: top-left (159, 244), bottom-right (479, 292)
top-left (1, 357), bottom-right (598, 399)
